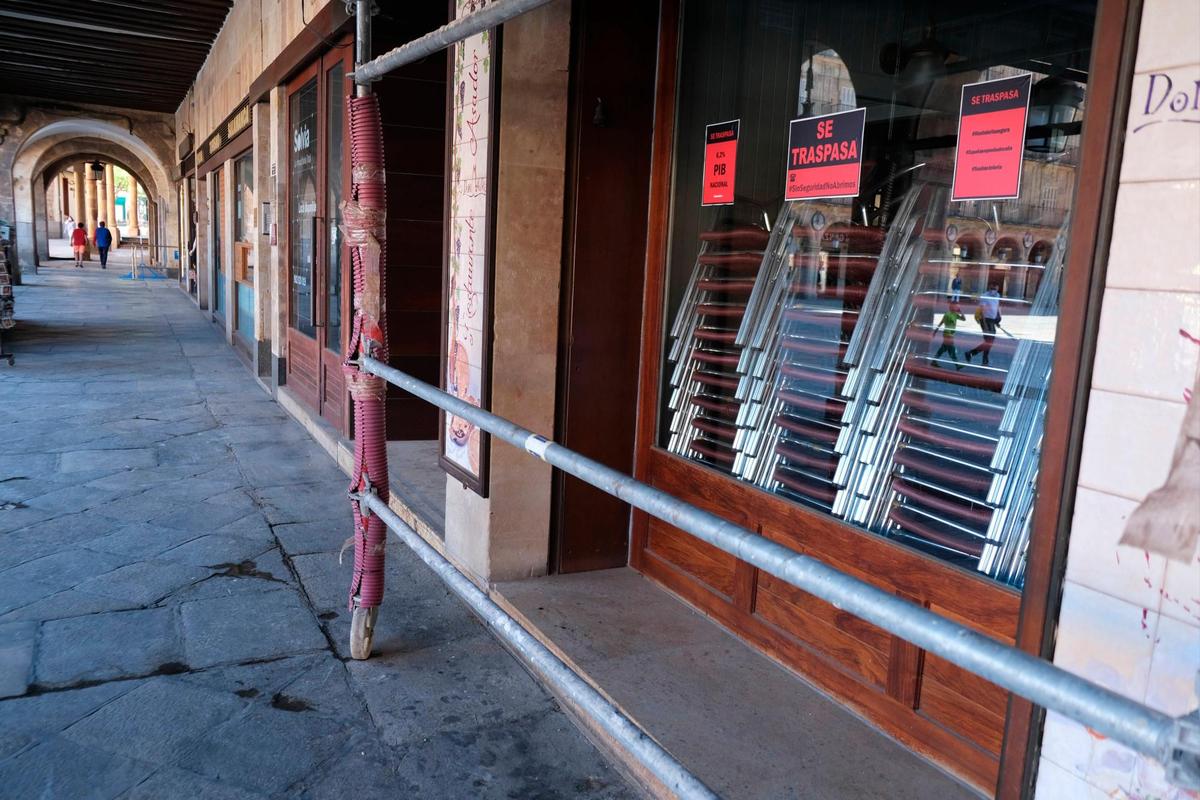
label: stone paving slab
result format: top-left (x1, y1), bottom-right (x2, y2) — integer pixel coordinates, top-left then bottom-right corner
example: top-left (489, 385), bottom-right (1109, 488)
top-left (35, 607), bottom-right (183, 688)
top-left (0, 270), bottom-right (635, 800)
top-left (0, 621), bottom-right (36, 699)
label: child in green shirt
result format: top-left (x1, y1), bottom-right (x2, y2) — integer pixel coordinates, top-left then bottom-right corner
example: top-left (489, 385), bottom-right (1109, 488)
top-left (932, 303), bottom-right (966, 369)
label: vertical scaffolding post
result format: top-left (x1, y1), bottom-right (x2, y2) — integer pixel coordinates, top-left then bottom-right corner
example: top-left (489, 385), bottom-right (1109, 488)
top-left (344, 0), bottom-right (391, 658)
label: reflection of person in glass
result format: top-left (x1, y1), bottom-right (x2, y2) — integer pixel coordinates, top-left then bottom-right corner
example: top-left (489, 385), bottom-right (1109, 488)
top-left (965, 283), bottom-right (1002, 366)
top-left (932, 302), bottom-right (966, 369)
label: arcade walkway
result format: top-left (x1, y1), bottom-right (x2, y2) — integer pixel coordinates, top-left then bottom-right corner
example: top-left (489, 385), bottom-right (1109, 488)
top-left (0, 269), bottom-right (633, 799)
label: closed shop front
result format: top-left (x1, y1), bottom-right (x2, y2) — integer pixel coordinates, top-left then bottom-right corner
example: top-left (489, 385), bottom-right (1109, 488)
top-left (630, 0), bottom-right (1127, 791)
top-left (286, 43), bottom-right (352, 432)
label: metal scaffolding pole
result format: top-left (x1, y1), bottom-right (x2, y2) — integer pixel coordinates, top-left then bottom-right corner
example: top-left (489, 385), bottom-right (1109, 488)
top-left (356, 354), bottom-right (1200, 790)
top-left (350, 487), bottom-right (720, 800)
top-left (352, 0), bottom-right (553, 84)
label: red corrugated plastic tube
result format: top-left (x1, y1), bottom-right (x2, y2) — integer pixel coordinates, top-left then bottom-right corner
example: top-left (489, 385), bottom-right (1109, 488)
top-left (344, 92), bottom-right (389, 653)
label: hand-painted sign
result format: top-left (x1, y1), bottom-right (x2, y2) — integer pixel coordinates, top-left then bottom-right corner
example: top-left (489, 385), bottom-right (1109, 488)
top-left (784, 108), bottom-right (866, 201)
top-left (442, 0), bottom-right (495, 494)
top-left (951, 74), bottom-right (1032, 201)
top-left (702, 120), bottom-right (739, 206)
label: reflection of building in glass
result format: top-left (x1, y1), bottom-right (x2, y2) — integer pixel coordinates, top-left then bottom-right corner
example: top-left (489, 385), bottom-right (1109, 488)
top-left (797, 48), bottom-right (857, 117)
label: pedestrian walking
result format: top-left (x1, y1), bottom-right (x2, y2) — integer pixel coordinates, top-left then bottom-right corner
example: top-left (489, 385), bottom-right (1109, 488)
top-left (95, 221), bottom-right (113, 269)
top-left (931, 302), bottom-right (966, 369)
top-left (965, 283), bottom-right (1002, 366)
top-left (70, 222), bottom-right (87, 268)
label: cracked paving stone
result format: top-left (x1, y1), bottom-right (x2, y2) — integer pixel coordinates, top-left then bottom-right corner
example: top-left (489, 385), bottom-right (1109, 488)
top-left (90, 491), bottom-right (192, 525)
top-left (346, 634), bottom-right (555, 749)
top-left (58, 447), bottom-right (158, 473)
top-left (391, 706), bottom-right (636, 800)
top-left (63, 678), bottom-right (247, 764)
top-left (289, 553), bottom-right (355, 613)
top-left (253, 482), bottom-right (353, 526)
top-left (270, 521), bottom-right (347, 556)
top-left (172, 705), bottom-right (349, 796)
top-left (82, 522), bottom-right (208, 559)
top-left (75, 559), bottom-right (214, 605)
top-left (293, 733), bottom-right (411, 800)
top-left (21, 482), bottom-right (128, 515)
top-left (0, 588), bottom-right (142, 625)
top-left (35, 607), bottom-right (183, 689)
top-left (0, 548), bottom-right (130, 592)
top-left (0, 621), bottom-right (37, 699)
top-left (173, 653), bottom-right (326, 700)
top-left (124, 766), bottom-right (268, 800)
top-left (158, 534), bottom-right (275, 568)
top-left (165, 550), bottom-right (294, 605)
top-left (0, 512), bottom-right (123, 572)
top-left (211, 514), bottom-right (277, 547)
top-left (0, 734), bottom-right (155, 800)
top-left (0, 576), bottom-right (61, 617)
top-left (0, 680), bottom-right (142, 761)
top-left (180, 590), bottom-right (327, 669)
top-left (150, 503), bottom-right (257, 534)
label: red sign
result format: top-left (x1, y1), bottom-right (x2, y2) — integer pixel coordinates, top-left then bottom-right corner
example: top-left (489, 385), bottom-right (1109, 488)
top-left (702, 120), bottom-right (739, 206)
top-left (951, 74), bottom-right (1032, 201)
top-left (784, 108), bottom-right (866, 201)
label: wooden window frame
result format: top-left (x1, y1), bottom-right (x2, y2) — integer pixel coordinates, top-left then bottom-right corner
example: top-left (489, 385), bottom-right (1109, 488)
top-left (629, 0), bottom-right (1139, 795)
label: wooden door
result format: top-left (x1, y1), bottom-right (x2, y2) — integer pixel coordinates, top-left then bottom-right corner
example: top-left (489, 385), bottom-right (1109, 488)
top-left (552, 0), bottom-right (658, 573)
top-left (318, 48), bottom-right (351, 430)
top-left (286, 61), bottom-right (322, 415)
top-left (285, 46), bottom-right (352, 433)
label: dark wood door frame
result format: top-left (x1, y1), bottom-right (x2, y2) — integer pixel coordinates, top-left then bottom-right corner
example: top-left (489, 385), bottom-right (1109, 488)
top-left (629, 0), bottom-right (1140, 795)
top-left (284, 42), bottom-right (353, 434)
top-left (998, 0), bottom-right (1141, 795)
top-left (552, 0), bottom-right (659, 573)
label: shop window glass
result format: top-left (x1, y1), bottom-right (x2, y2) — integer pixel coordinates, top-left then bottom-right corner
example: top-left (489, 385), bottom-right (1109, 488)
top-left (213, 167), bottom-right (223, 317)
top-left (234, 154), bottom-right (256, 344)
top-left (290, 77), bottom-right (318, 336)
top-left (326, 62), bottom-right (345, 355)
top-left (659, 0), bottom-right (1093, 588)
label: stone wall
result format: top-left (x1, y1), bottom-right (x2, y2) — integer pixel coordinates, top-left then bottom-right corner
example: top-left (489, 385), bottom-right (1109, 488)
top-left (1034, 1), bottom-right (1200, 797)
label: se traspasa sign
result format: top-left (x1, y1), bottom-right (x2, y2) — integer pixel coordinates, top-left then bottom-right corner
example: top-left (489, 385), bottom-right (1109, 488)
top-left (951, 74), bottom-right (1032, 201)
top-left (702, 120), bottom-right (740, 206)
top-left (783, 108), bottom-right (866, 201)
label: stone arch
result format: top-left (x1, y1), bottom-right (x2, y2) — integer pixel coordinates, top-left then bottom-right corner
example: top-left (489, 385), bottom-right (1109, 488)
top-left (35, 146), bottom-right (163, 260)
top-left (9, 117), bottom-right (176, 274)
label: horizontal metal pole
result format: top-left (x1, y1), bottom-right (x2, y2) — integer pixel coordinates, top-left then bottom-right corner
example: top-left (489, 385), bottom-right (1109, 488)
top-left (354, 488), bottom-right (720, 800)
top-left (359, 356), bottom-right (1193, 776)
top-left (353, 0), bottom-right (553, 84)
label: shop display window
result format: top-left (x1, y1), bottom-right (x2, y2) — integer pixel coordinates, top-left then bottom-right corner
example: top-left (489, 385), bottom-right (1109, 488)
top-left (289, 77), bottom-right (318, 337)
top-left (659, 0), bottom-right (1092, 588)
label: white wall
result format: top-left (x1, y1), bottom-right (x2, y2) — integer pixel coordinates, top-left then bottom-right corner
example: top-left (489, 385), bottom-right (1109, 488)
top-left (1035, 1), bottom-right (1200, 797)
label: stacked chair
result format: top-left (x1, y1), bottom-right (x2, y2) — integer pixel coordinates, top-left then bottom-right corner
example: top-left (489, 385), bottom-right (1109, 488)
top-left (665, 223), bottom-right (772, 473)
top-left (663, 180), bottom-right (1067, 588)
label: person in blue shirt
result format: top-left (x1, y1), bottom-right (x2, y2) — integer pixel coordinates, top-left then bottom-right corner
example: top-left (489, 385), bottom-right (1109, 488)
top-left (965, 283), bottom-right (1002, 366)
top-left (95, 221), bottom-right (113, 269)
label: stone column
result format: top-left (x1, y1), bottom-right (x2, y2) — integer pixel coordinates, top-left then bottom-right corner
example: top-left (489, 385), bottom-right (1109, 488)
top-left (85, 168), bottom-right (98, 240)
top-left (128, 181), bottom-right (141, 237)
top-left (95, 170), bottom-right (105, 228)
top-left (443, 4), bottom-right (570, 583)
top-left (75, 162), bottom-right (91, 259)
top-left (104, 164), bottom-right (120, 248)
top-left (71, 164), bottom-right (85, 228)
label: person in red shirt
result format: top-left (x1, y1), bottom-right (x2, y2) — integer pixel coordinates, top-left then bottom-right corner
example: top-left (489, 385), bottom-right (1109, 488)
top-left (70, 222), bottom-right (87, 268)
